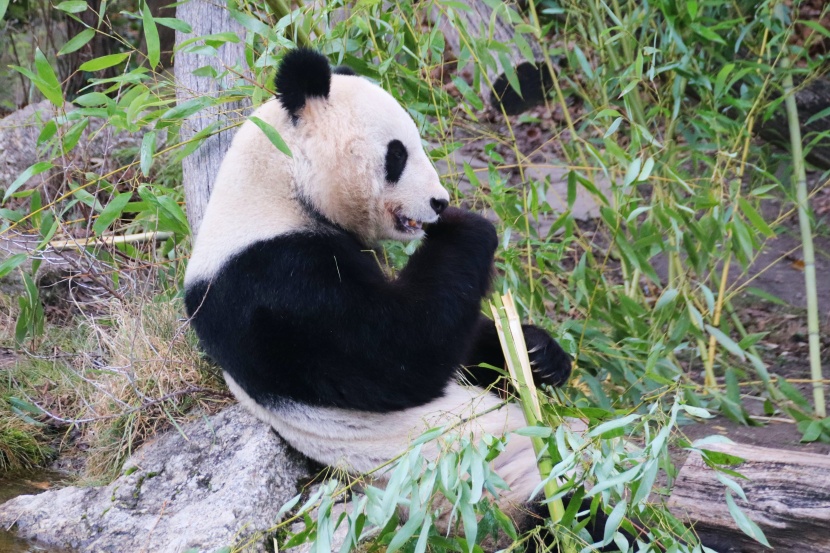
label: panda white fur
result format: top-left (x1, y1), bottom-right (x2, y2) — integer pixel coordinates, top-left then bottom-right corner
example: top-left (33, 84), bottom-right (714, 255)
top-left (184, 49), bottom-right (596, 548)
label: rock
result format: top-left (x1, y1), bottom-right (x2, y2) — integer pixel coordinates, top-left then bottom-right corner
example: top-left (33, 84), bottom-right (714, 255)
top-left (0, 404), bottom-right (313, 553)
top-left (0, 100), bottom-right (57, 192)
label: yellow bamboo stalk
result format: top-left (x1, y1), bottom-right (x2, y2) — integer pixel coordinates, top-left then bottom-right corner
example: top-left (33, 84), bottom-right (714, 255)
top-left (490, 291), bottom-right (564, 523)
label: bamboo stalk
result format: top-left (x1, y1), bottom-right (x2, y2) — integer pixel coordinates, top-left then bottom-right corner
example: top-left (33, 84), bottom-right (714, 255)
top-left (782, 57), bottom-right (826, 418)
top-left (263, 0), bottom-right (312, 47)
top-left (489, 291), bottom-right (565, 523)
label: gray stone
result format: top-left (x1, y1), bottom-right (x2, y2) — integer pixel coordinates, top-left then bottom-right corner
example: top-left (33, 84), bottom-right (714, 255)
top-left (525, 166), bottom-right (612, 222)
top-left (0, 405), bottom-right (312, 553)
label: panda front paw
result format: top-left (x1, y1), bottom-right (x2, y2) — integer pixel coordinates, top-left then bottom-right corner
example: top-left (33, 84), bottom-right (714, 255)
top-left (522, 325), bottom-right (572, 388)
top-left (427, 207), bottom-right (498, 253)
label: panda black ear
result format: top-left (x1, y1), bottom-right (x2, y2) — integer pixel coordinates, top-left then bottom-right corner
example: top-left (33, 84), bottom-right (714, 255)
top-left (275, 48), bottom-right (331, 120)
top-left (332, 65), bottom-right (356, 76)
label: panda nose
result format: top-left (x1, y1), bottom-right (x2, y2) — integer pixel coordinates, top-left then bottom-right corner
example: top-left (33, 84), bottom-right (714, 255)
top-left (430, 198), bottom-right (448, 214)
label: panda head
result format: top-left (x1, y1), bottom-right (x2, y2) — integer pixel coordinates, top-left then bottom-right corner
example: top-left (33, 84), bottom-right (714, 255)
top-left (275, 49), bottom-right (449, 243)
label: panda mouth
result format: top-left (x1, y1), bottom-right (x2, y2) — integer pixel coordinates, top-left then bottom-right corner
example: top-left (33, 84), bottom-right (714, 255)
top-left (392, 210), bottom-right (424, 233)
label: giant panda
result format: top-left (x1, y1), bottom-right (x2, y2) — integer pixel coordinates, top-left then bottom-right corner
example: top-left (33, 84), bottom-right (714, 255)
top-left (184, 48), bottom-right (596, 549)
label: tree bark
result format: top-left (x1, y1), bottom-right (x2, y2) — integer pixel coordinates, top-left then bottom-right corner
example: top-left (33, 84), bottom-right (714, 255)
top-left (668, 442), bottom-right (830, 552)
top-left (174, 0), bottom-right (250, 237)
top-left (434, 2), bottom-right (553, 115)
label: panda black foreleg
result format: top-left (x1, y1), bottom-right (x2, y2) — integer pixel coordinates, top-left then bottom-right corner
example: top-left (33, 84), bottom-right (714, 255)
top-left (463, 316), bottom-right (573, 392)
top-left (397, 207), bottom-right (499, 304)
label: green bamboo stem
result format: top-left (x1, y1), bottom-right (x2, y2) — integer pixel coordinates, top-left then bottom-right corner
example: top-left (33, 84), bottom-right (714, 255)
top-left (782, 58), bottom-right (826, 418)
top-left (490, 292), bottom-right (565, 524)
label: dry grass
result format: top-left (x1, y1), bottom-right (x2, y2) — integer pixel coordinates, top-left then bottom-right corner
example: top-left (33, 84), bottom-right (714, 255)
top-left (0, 288), bottom-right (230, 480)
top-left (73, 297), bottom-right (230, 479)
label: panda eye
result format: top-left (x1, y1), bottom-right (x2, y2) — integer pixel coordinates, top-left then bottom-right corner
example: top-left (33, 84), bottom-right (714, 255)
top-left (385, 139), bottom-right (408, 184)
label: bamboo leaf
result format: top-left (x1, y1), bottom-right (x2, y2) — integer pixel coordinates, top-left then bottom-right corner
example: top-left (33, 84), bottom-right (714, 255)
top-left (3, 162), bottom-right (54, 203)
top-left (725, 491), bottom-right (770, 547)
top-left (705, 325), bottom-right (746, 361)
top-left (141, 131), bottom-right (157, 177)
top-left (62, 118), bottom-right (89, 154)
top-left (141, 0), bottom-right (160, 68)
top-left (59, 28), bottom-right (95, 55)
top-left (800, 420), bottom-right (823, 442)
top-left (603, 500), bottom-right (627, 544)
top-left (805, 105), bottom-right (830, 125)
top-left (55, 0), bottom-right (87, 13)
top-left (250, 116), bottom-right (293, 158)
top-left (79, 52), bottom-right (129, 72)
top-left (623, 158), bottom-right (642, 186)
top-left (154, 17), bottom-right (192, 33)
top-left (603, 117), bottom-right (622, 138)
top-left (655, 288), bottom-right (679, 311)
top-left (157, 97), bottom-right (213, 127)
top-left (497, 51), bottom-right (521, 96)
top-left (34, 49), bottom-right (64, 106)
top-left (93, 192), bottom-right (132, 235)
top-left (745, 287), bottom-right (787, 306)
top-left (37, 120), bottom-right (58, 145)
top-left (587, 414), bottom-right (639, 438)
top-left (738, 198), bottom-right (774, 237)
top-left (0, 254), bottom-right (26, 278)
top-left (680, 405), bottom-right (713, 419)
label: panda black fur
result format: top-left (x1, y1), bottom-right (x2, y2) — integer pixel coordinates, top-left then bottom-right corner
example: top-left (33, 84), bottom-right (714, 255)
top-left (185, 49), bottom-right (585, 547)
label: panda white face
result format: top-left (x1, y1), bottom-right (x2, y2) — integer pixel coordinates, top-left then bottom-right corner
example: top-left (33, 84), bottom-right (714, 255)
top-left (187, 51), bottom-right (454, 284)
top-left (288, 65), bottom-right (450, 243)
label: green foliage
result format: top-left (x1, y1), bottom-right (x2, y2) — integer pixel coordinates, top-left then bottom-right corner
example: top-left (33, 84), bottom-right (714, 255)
top-left (1, 0), bottom-right (829, 550)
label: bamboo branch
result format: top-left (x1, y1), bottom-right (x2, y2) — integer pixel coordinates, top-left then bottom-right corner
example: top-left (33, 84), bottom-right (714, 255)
top-left (49, 231), bottom-right (174, 251)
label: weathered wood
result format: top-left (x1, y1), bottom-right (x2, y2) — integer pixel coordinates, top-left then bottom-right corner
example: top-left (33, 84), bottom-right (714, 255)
top-left (668, 442), bottom-right (830, 552)
top-left (174, 1), bottom-right (250, 237)
top-left (434, 2), bottom-right (553, 115)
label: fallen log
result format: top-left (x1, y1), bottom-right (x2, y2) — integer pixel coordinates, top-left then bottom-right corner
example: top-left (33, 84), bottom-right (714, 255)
top-left (668, 442), bottom-right (830, 552)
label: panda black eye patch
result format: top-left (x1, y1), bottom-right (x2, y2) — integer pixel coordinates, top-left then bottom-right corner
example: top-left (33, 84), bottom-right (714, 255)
top-left (384, 140), bottom-right (408, 184)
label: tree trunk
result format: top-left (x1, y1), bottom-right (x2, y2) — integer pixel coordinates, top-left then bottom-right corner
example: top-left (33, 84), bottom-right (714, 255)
top-left (174, 1), bottom-right (250, 237)
top-left (434, 2), bottom-right (553, 115)
top-left (668, 442), bottom-right (830, 552)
